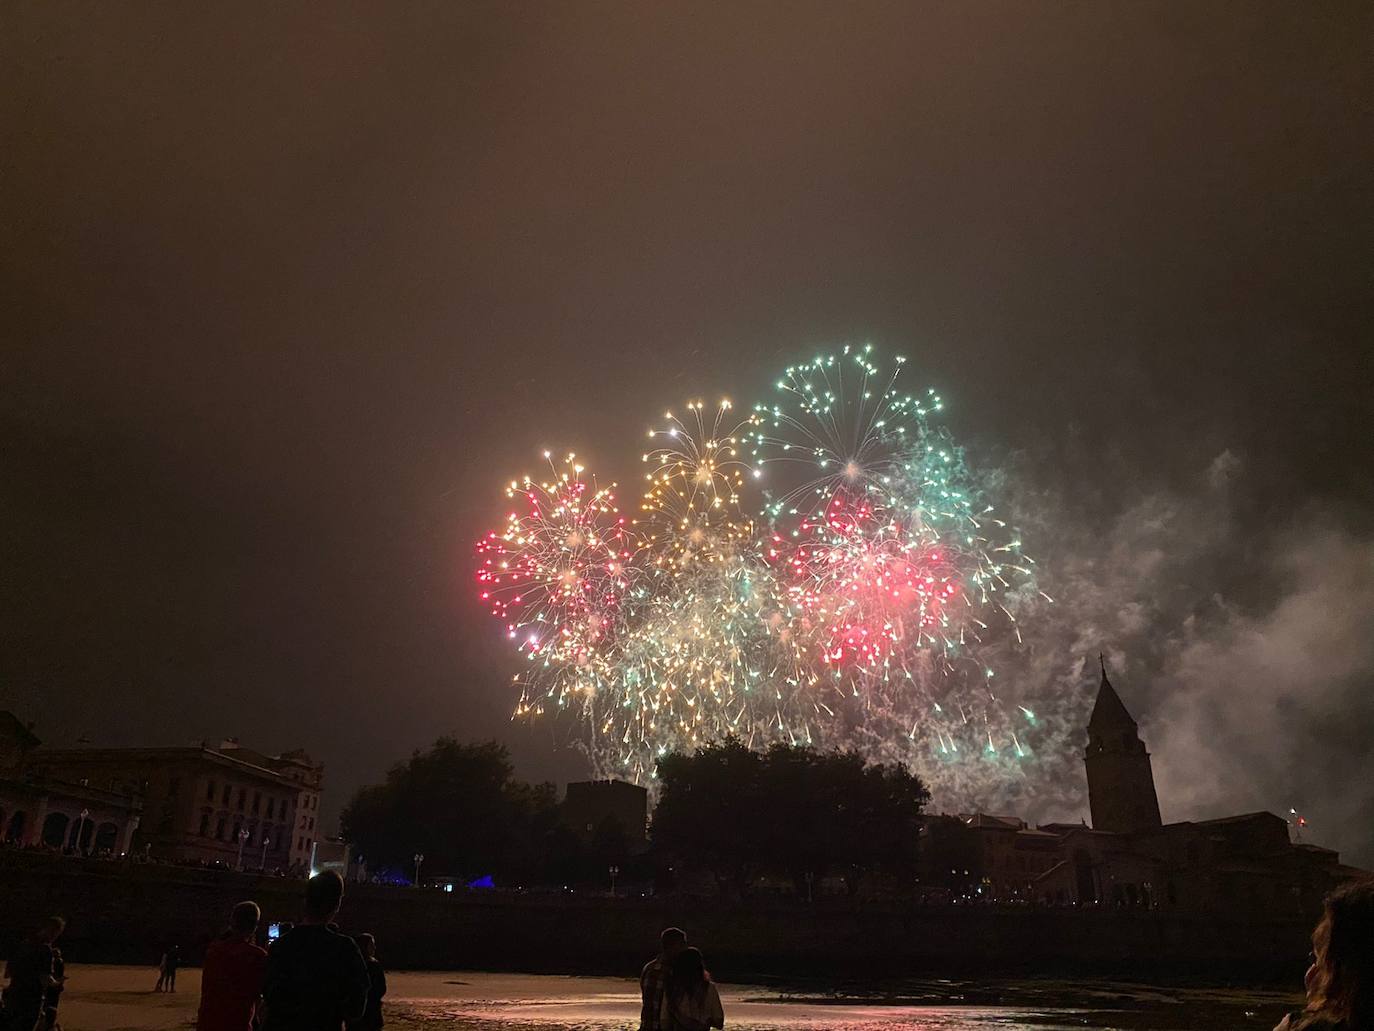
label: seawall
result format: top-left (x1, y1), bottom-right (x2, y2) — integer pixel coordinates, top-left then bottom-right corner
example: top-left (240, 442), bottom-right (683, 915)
top-left (0, 852), bottom-right (1310, 983)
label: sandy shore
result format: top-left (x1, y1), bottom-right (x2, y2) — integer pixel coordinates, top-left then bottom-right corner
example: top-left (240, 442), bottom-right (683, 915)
top-left (44, 963), bottom-right (1301, 1031)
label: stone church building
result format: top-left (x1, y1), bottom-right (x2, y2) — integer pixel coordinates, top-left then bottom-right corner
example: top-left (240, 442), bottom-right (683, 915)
top-left (957, 662), bottom-right (1359, 914)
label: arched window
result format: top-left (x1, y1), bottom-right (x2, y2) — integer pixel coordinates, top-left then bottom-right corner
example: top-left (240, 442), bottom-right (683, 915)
top-left (42, 811), bottom-right (69, 848)
top-left (199, 813), bottom-right (211, 836)
top-left (94, 822), bottom-right (119, 852)
top-left (6, 811), bottom-right (27, 842)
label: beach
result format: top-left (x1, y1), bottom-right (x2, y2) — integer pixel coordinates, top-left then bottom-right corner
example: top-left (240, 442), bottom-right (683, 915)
top-left (45, 965), bottom-right (1301, 1030)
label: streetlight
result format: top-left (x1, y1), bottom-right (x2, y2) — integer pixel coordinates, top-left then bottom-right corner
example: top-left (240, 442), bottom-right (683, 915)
top-left (413, 852), bottom-right (425, 887)
top-left (609, 864), bottom-right (620, 896)
top-left (236, 828), bottom-right (250, 871)
top-left (73, 809), bottom-right (90, 854)
top-left (260, 836), bottom-right (271, 871)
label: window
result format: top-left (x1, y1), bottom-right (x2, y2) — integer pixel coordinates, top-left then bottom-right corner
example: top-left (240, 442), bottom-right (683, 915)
top-left (232, 820), bottom-right (241, 841)
top-left (206, 780), bottom-right (216, 801)
top-left (216, 817), bottom-right (226, 840)
top-left (237, 788), bottom-right (246, 812)
top-left (252, 791), bottom-right (261, 815)
top-left (222, 785), bottom-right (231, 805)
top-left (199, 813), bottom-right (210, 836)
top-left (308, 817), bottom-right (314, 831)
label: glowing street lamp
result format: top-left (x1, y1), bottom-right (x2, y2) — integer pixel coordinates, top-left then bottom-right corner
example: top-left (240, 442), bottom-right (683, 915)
top-left (73, 809), bottom-right (90, 854)
top-left (413, 852), bottom-right (425, 887)
top-left (237, 827), bottom-right (251, 871)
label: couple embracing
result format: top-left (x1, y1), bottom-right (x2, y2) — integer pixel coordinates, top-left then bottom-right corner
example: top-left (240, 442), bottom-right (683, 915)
top-left (639, 928), bottom-right (725, 1031)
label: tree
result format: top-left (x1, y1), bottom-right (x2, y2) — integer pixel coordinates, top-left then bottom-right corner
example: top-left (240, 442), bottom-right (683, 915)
top-left (650, 739), bottom-right (929, 894)
top-left (651, 738), bottom-right (765, 893)
top-left (340, 738), bottom-right (557, 882)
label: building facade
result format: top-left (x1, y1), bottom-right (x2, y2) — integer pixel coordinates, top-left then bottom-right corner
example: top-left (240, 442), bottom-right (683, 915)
top-left (26, 738), bottom-right (323, 871)
top-left (0, 712), bottom-right (142, 855)
top-left (561, 779), bottom-right (648, 852)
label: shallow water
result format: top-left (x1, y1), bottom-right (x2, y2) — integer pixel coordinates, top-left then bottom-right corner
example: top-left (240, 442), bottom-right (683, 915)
top-left (380, 972), bottom-right (1297, 1031)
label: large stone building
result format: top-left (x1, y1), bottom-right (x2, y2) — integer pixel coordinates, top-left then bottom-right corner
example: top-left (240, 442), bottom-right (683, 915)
top-left (20, 733), bottom-right (324, 871)
top-left (0, 712), bottom-right (142, 855)
top-left (952, 664), bottom-right (1357, 914)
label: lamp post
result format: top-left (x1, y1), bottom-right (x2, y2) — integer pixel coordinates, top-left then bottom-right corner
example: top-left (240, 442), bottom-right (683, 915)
top-left (609, 864), bottom-right (620, 896)
top-left (260, 836), bottom-right (271, 871)
top-left (74, 809), bottom-right (90, 854)
top-left (413, 852), bottom-right (425, 887)
top-left (237, 828), bottom-right (250, 871)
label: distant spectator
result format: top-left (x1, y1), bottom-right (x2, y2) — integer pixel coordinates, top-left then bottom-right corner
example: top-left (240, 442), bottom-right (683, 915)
top-left (2, 916), bottom-right (64, 1031)
top-left (1276, 878), bottom-right (1374, 1030)
top-left (198, 901), bottom-right (268, 1031)
top-left (154, 944), bottom-right (180, 992)
top-left (261, 871), bottom-right (369, 1031)
top-left (640, 927), bottom-right (688, 1031)
top-left (662, 947), bottom-right (724, 1031)
top-left (346, 933), bottom-right (386, 1031)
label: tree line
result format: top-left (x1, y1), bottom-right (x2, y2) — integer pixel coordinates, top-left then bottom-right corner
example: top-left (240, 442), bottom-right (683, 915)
top-left (341, 736), bottom-right (945, 893)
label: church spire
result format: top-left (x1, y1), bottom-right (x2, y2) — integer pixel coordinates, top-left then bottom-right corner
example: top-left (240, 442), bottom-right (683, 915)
top-left (1083, 655), bottom-right (1162, 834)
top-left (1088, 654), bottom-right (1137, 735)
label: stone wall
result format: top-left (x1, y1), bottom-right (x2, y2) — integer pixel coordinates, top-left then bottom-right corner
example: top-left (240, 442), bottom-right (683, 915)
top-left (0, 852), bottom-right (1311, 982)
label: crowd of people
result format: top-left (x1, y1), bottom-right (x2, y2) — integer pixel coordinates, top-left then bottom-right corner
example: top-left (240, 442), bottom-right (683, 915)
top-left (2, 875), bottom-right (1371, 1030)
top-left (0, 871), bottom-right (387, 1031)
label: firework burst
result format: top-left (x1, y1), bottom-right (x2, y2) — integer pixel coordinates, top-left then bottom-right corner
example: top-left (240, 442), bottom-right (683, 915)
top-left (475, 452), bottom-right (638, 667)
top-left (475, 345), bottom-right (1049, 801)
top-left (637, 400), bottom-right (760, 569)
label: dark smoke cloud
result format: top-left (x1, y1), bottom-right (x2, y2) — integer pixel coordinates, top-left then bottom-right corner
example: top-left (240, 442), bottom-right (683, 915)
top-left (992, 447), bottom-right (1374, 867)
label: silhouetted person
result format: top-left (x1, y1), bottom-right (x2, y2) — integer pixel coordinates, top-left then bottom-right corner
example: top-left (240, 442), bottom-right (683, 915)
top-left (640, 927), bottom-right (687, 1031)
top-left (198, 901), bottom-right (268, 1031)
top-left (262, 871), bottom-right (369, 1031)
top-left (155, 944), bottom-right (181, 992)
top-left (663, 947), bottom-right (724, 1031)
top-left (346, 933), bottom-right (386, 1031)
top-left (1276, 878), bottom-right (1374, 1031)
top-left (38, 945), bottom-right (63, 1031)
top-left (2, 916), bottom-right (64, 1031)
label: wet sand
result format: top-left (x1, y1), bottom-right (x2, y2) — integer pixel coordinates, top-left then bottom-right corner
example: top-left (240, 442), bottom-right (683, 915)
top-left (49, 965), bottom-right (1300, 1030)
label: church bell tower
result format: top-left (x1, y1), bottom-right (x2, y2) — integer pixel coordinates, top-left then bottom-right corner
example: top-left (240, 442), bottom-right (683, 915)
top-left (1085, 657), bottom-right (1162, 834)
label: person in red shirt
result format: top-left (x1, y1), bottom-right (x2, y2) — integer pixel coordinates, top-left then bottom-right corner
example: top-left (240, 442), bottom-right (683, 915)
top-left (197, 901), bottom-right (268, 1031)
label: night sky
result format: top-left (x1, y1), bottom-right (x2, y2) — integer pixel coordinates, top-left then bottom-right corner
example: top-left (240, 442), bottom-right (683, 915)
top-left (4, 4), bottom-right (1371, 863)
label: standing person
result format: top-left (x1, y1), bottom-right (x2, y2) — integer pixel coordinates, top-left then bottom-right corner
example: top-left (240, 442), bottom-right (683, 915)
top-left (1275, 878), bottom-right (1374, 1031)
top-left (346, 934), bottom-right (386, 1031)
top-left (261, 871), bottom-right (369, 1031)
top-left (163, 945), bottom-right (180, 993)
top-left (197, 901), bottom-right (268, 1031)
top-left (661, 947), bottom-right (724, 1031)
top-left (38, 945), bottom-right (64, 1030)
top-left (639, 927), bottom-right (687, 1031)
top-left (2, 916), bottom-right (64, 1031)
